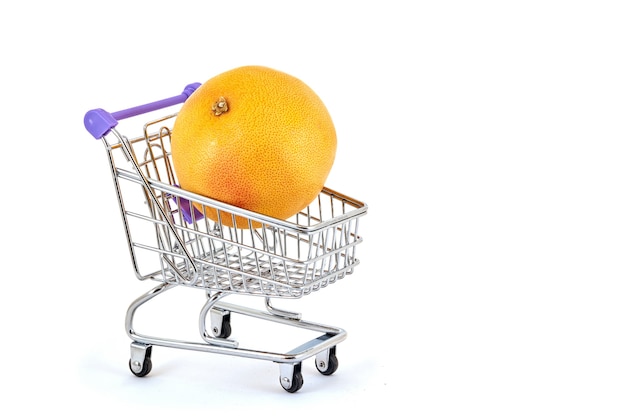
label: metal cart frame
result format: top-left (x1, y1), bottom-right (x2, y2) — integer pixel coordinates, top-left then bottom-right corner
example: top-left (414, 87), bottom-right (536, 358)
top-left (84, 83), bottom-right (367, 392)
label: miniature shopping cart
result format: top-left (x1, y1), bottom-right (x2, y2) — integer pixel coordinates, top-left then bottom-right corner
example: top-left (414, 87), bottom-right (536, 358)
top-left (84, 82), bottom-right (367, 393)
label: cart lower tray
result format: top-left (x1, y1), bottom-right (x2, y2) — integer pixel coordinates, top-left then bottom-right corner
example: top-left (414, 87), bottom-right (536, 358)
top-left (127, 283), bottom-right (346, 392)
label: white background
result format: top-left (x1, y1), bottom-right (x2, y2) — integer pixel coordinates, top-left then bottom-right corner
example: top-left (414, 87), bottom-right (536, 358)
top-left (2, 1), bottom-right (625, 415)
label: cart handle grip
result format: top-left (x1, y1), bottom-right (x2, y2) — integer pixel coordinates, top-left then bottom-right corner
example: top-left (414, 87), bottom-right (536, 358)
top-left (84, 82), bottom-right (201, 139)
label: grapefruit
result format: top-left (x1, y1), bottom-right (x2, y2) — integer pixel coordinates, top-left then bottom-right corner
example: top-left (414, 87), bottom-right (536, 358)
top-left (171, 65), bottom-right (337, 228)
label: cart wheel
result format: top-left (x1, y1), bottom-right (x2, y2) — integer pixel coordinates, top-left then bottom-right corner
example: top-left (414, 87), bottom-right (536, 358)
top-left (213, 312), bottom-right (232, 339)
top-left (279, 362), bottom-right (304, 393)
top-left (129, 344), bottom-right (152, 377)
top-left (315, 346), bottom-right (339, 376)
top-left (129, 356), bottom-right (152, 377)
top-left (211, 309), bottom-right (232, 339)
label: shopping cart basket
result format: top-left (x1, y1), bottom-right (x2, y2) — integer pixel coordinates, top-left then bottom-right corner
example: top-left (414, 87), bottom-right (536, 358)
top-left (84, 82), bottom-right (367, 393)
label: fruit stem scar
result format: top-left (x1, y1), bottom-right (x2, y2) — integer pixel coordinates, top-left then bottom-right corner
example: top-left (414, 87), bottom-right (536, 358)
top-left (212, 97), bottom-right (229, 116)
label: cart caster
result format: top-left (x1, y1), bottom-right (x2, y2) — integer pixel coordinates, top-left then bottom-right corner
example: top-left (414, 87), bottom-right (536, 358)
top-left (315, 346), bottom-right (339, 376)
top-left (279, 362), bottom-right (304, 393)
top-left (210, 308), bottom-right (232, 338)
top-left (129, 342), bottom-right (152, 377)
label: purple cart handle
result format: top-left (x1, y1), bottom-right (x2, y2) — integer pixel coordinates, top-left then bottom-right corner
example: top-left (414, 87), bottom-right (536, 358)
top-left (84, 82), bottom-right (201, 139)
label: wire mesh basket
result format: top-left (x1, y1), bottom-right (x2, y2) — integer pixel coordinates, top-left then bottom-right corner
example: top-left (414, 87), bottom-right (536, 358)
top-left (104, 111), bottom-right (366, 298)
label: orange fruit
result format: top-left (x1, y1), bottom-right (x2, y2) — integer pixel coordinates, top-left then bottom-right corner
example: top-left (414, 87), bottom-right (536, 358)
top-left (171, 65), bottom-right (337, 228)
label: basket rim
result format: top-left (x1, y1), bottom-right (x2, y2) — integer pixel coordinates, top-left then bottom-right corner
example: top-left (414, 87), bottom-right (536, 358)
top-left (116, 167), bottom-right (368, 234)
